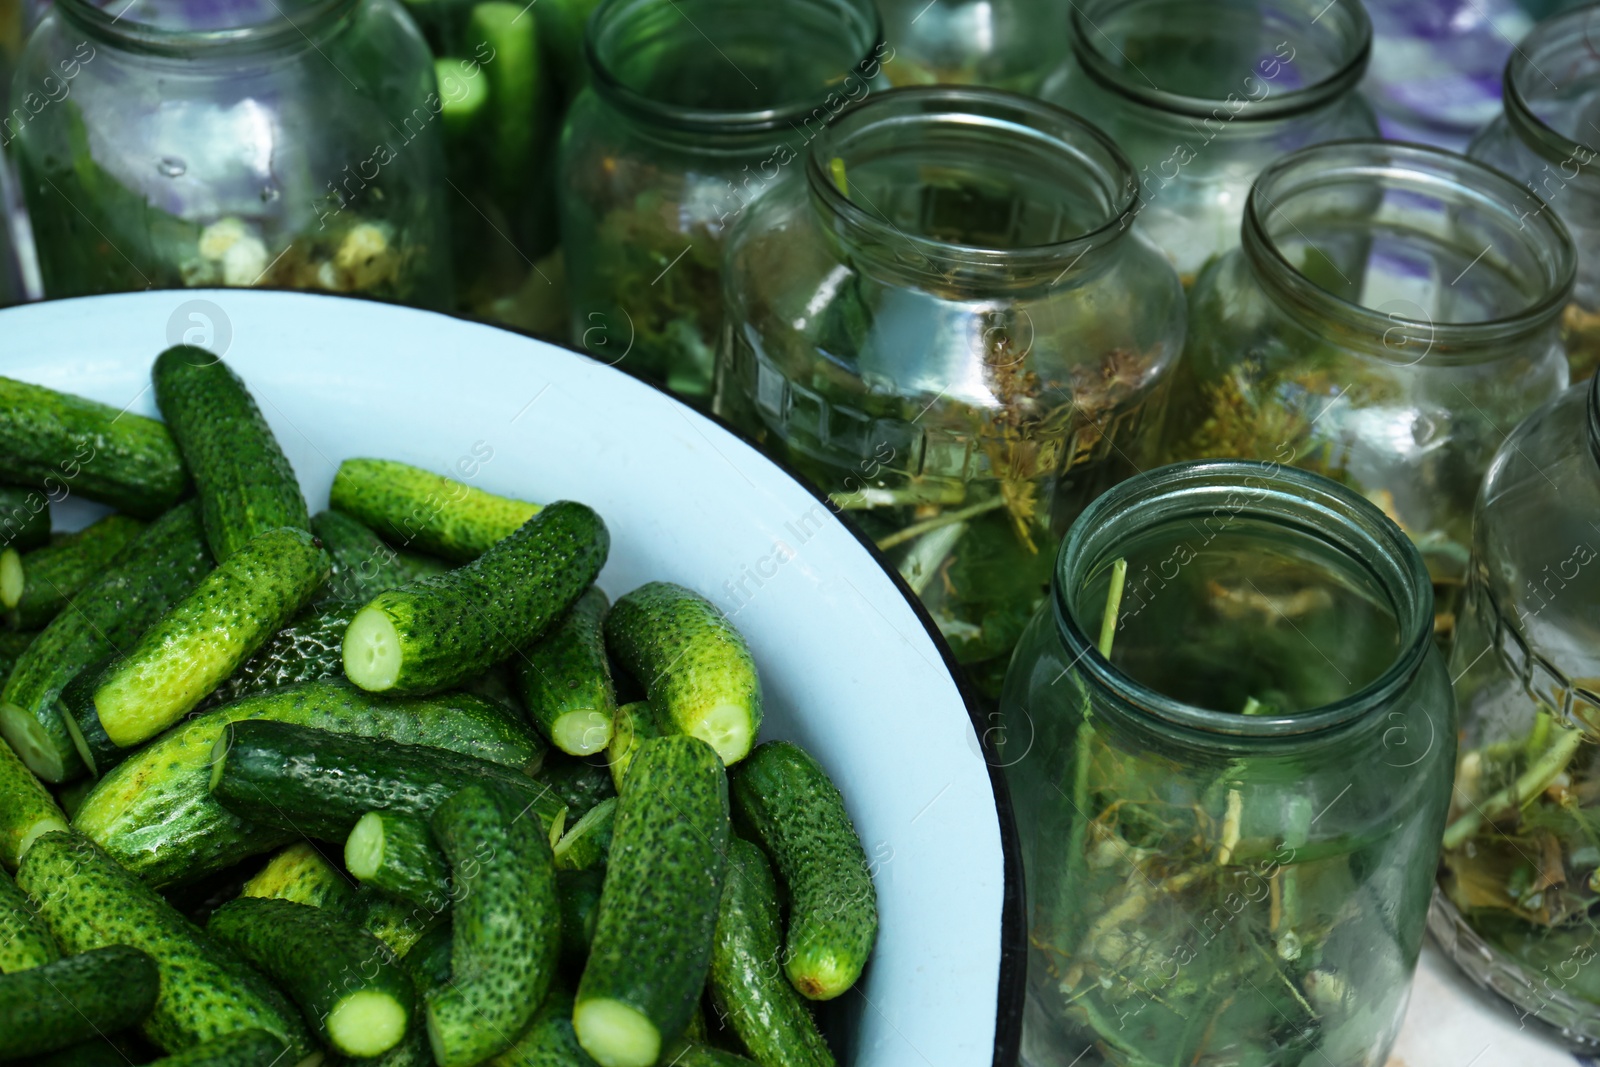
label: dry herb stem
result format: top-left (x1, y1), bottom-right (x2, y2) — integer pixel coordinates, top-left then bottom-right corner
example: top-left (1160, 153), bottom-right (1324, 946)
top-left (1443, 721), bottom-right (1585, 850)
top-left (874, 497), bottom-right (1006, 551)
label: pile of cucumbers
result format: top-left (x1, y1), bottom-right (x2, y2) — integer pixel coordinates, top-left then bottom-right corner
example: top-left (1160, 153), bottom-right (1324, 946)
top-left (0, 348), bottom-right (878, 1067)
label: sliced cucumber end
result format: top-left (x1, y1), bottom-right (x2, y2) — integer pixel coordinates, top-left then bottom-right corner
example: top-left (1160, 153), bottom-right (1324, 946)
top-left (553, 708), bottom-right (613, 756)
top-left (788, 949), bottom-right (856, 1001)
top-left (0, 703), bottom-right (69, 783)
top-left (61, 705), bottom-right (100, 779)
top-left (344, 606), bottom-right (403, 692)
top-left (207, 728), bottom-right (232, 792)
top-left (691, 701), bottom-right (755, 766)
top-left (573, 997), bottom-right (660, 1067)
top-left (345, 811), bottom-right (386, 881)
top-left (327, 989), bottom-right (408, 1057)
top-left (17, 814), bottom-right (69, 860)
top-left (0, 549), bottom-right (22, 609)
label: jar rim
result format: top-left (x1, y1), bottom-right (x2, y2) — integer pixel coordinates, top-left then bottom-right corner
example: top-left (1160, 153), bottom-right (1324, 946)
top-left (1052, 460), bottom-right (1435, 740)
top-left (1502, 5), bottom-right (1600, 168)
top-left (56, 0), bottom-right (354, 54)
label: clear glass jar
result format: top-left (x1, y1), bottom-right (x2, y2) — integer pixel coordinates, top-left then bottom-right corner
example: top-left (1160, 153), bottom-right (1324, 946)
top-left (1432, 373), bottom-right (1600, 1047)
top-left (11, 0), bottom-right (453, 305)
top-left (874, 0), bottom-right (1060, 93)
top-left (1037, 0), bottom-right (1378, 281)
top-left (557, 0), bottom-right (886, 408)
top-left (1164, 141), bottom-right (1575, 620)
top-left (713, 88), bottom-right (1186, 696)
top-left (1469, 3), bottom-right (1600, 382)
top-left (998, 460), bottom-right (1455, 1067)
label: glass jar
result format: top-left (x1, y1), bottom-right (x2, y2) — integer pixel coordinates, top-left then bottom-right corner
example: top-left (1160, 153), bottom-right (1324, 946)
top-left (557, 0), bottom-right (886, 408)
top-left (1163, 141), bottom-right (1575, 621)
top-left (1469, 4), bottom-right (1600, 382)
top-left (874, 0), bottom-right (1060, 93)
top-left (713, 88), bottom-right (1186, 695)
top-left (1037, 0), bottom-right (1378, 281)
top-left (998, 460), bottom-right (1455, 1067)
top-left (1431, 373), bottom-right (1600, 1046)
top-left (10, 0), bottom-right (453, 305)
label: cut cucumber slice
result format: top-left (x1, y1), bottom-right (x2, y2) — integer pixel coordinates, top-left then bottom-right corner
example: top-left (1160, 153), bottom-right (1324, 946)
top-left (0, 549), bottom-right (21, 610)
top-left (328, 989), bottom-right (409, 1057)
top-left (436, 56), bottom-right (491, 141)
top-left (552, 708), bottom-right (612, 757)
top-left (343, 605), bottom-right (402, 692)
top-left (0, 703), bottom-right (67, 783)
top-left (573, 997), bottom-right (661, 1067)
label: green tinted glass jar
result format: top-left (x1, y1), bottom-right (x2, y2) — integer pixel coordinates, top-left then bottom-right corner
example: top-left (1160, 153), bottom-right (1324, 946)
top-left (10, 0), bottom-right (452, 304)
top-left (1469, 4), bottom-right (1600, 382)
top-left (714, 88), bottom-right (1186, 695)
top-left (1039, 0), bottom-right (1377, 281)
top-left (875, 0), bottom-right (1060, 93)
top-left (999, 460), bottom-right (1454, 1067)
top-left (1433, 374), bottom-right (1600, 1046)
top-left (557, 0), bottom-right (886, 408)
top-left (1164, 141), bottom-right (1575, 613)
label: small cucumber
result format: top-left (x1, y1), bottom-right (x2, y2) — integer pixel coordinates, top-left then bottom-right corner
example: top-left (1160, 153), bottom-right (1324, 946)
top-left (329, 457), bottom-right (539, 562)
top-left (604, 583), bottom-right (762, 766)
top-left (469, 1), bottom-right (545, 200)
top-left (313, 509), bottom-right (448, 603)
top-left (539, 754), bottom-right (616, 819)
top-left (557, 869), bottom-right (603, 970)
top-left (141, 1029), bottom-right (288, 1066)
top-left (426, 784), bottom-right (562, 1067)
top-left (0, 375), bottom-right (189, 517)
top-left (0, 866), bottom-right (58, 972)
top-left (0, 485), bottom-right (50, 551)
top-left (152, 347), bottom-right (310, 562)
top-left (346, 809), bottom-right (449, 907)
top-left (517, 586), bottom-right (616, 756)
top-left (341, 887), bottom-right (444, 958)
top-left (606, 700), bottom-right (665, 791)
top-left (209, 897), bottom-right (415, 1058)
top-left (241, 841), bottom-right (356, 911)
top-left (574, 736), bottom-right (730, 1067)
top-left (485, 984), bottom-right (592, 1067)
top-left (0, 737), bottom-right (69, 868)
top-left (437, 55), bottom-right (492, 141)
top-left (553, 796), bottom-right (615, 872)
top-left (204, 600), bottom-right (356, 709)
top-left (730, 742), bottom-right (876, 1001)
top-left (344, 501), bottom-right (608, 695)
top-left (1, 514), bottom-right (145, 631)
top-left (0, 944), bottom-right (159, 1060)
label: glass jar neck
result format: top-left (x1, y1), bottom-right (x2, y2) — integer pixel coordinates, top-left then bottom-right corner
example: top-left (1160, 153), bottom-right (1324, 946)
top-left (803, 87), bottom-right (1140, 295)
top-left (57, 0), bottom-right (356, 56)
top-left (1502, 5), bottom-right (1600, 172)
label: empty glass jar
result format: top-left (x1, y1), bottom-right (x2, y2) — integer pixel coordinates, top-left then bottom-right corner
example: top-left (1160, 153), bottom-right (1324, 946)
top-left (713, 88), bottom-right (1186, 695)
top-left (875, 0), bottom-right (1061, 93)
top-left (999, 460), bottom-right (1455, 1067)
top-left (1038, 0), bottom-right (1378, 280)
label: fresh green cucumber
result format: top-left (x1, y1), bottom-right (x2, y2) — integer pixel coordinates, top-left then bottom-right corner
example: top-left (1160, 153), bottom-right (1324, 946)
top-left (341, 887), bottom-right (444, 958)
top-left (540, 754), bottom-right (616, 819)
top-left (209, 897), bottom-right (415, 1058)
top-left (152, 347), bottom-right (310, 562)
top-left (470, 1), bottom-right (544, 198)
top-left (426, 784), bottom-right (562, 1067)
top-left (0, 485), bottom-right (50, 552)
top-left (73, 681), bottom-right (544, 887)
top-left (730, 741), bottom-right (876, 1001)
top-left (0, 631), bottom-right (35, 687)
top-left (0, 376), bottom-right (189, 517)
top-left (517, 586), bottom-right (615, 756)
top-left (344, 501), bottom-right (608, 695)
top-left (405, 921), bottom-right (453, 991)
top-left (558, 868), bottom-right (603, 969)
top-left (58, 656), bottom-right (121, 778)
top-left (436, 55), bottom-right (491, 140)
top-left (0, 944), bottom-right (159, 1059)
top-left (553, 796), bottom-right (615, 872)
top-left (330, 457), bottom-right (540, 562)
top-left (313, 510), bottom-right (448, 604)
top-left (574, 736), bottom-right (730, 1067)
top-left (485, 984), bottom-right (593, 1067)
top-left (2, 514), bottom-right (145, 631)
top-left (606, 700), bottom-right (665, 791)
top-left (17, 831), bottom-right (312, 1056)
top-left (88, 526), bottom-right (330, 749)
top-left (710, 837), bottom-right (834, 1067)
top-left (141, 1029), bottom-right (288, 1066)
top-left (0, 500), bottom-right (212, 784)
top-left (241, 841), bottom-right (356, 911)
top-left (346, 809), bottom-right (449, 907)
top-left (0, 738), bottom-right (69, 868)
top-left (604, 583), bottom-right (762, 766)
top-left (0, 866), bottom-right (58, 972)
top-left (665, 1042), bottom-right (760, 1067)
top-left (205, 600), bottom-right (356, 708)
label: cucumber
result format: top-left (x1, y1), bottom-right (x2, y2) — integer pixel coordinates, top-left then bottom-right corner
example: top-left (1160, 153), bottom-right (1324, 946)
top-left (665, 1042), bottom-right (760, 1067)
top-left (0, 631), bottom-right (36, 686)
top-left (342, 887), bottom-right (444, 958)
top-left (553, 796), bottom-right (615, 872)
top-left (344, 501), bottom-right (608, 695)
top-left (574, 736), bottom-right (730, 1067)
top-left (0, 500), bottom-right (212, 784)
top-left (604, 583), bottom-right (762, 766)
top-left (0, 943), bottom-right (160, 1059)
top-left (0, 866), bottom-right (58, 972)
top-left (152, 346), bottom-right (310, 562)
top-left (0, 376), bottom-right (189, 517)
top-left (426, 784), bottom-right (562, 1067)
top-left (88, 526), bottom-right (331, 749)
top-left (485, 984), bottom-right (593, 1067)
top-left (31, 1033), bottom-right (158, 1066)
top-left (209, 897), bottom-right (415, 1058)
top-left (313, 509), bottom-right (448, 604)
top-left (405, 921), bottom-right (453, 991)
top-left (437, 55), bottom-right (491, 140)
top-left (462, 662), bottom-right (525, 716)
top-left (210, 720), bottom-right (566, 844)
top-left (16, 831), bottom-right (313, 1056)
top-left (241, 841), bottom-right (356, 911)
top-left (73, 681), bottom-right (544, 887)
top-left (53, 775), bottom-right (95, 820)
top-left (346, 809), bottom-right (449, 907)
top-left (141, 1029), bottom-right (288, 1066)
top-left (330, 457), bottom-right (540, 562)
top-left (540, 754), bottom-right (616, 819)
top-left (606, 700), bottom-right (665, 791)
top-left (557, 869), bottom-right (603, 969)
top-left (469, 1), bottom-right (544, 198)
top-left (2, 514), bottom-right (145, 631)
top-left (0, 737), bottom-right (69, 868)
top-left (0, 485), bottom-right (50, 551)
top-left (58, 656), bottom-right (121, 778)
top-left (205, 600), bottom-right (356, 708)
top-left (729, 742), bottom-right (876, 1001)
top-left (517, 586), bottom-right (615, 756)
top-left (709, 837), bottom-right (835, 1067)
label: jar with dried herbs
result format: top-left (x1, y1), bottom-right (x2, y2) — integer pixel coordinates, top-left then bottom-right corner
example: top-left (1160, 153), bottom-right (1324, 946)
top-left (999, 460), bottom-right (1454, 1067)
top-left (714, 88), bottom-right (1186, 695)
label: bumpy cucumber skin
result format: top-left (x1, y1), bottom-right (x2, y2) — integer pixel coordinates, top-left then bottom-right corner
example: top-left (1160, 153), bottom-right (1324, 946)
top-left (0, 376), bottom-right (190, 517)
top-left (576, 736), bottom-right (730, 1062)
top-left (427, 784), bottom-right (562, 1067)
top-left (486, 985), bottom-right (595, 1067)
top-left (0, 501), bottom-right (212, 784)
top-left (710, 838), bottom-right (835, 1067)
top-left (540, 754), bottom-right (616, 819)
top-left (152, 347), bottom-right (310, 562)
top-left (0, 865), bottom-right (58, 972)
top-left (330, 457), bottom-right (540, 562)
top-left (5, 515), bottom-right (145, 631)
top-left (557, 869), bottom-right (603, 970)
top-left (313, 510), bottom-right (447, 603)
top-left (341, 887), bottom-right (444, 958)
top-left (604, 583), bottom-right (762, 765)
top-left (138, 1028), bottom-right (288, 1066)
top-left (241, 841), bottom-right (356, 911)
top-left (205, 600), bottom-right (356, 709)
top-left (73, 681), bottom-right (545, 887)
top-left (92, 526), bottom-right (331, 748)
top-left (606, 701), bottom-right (664, 791)
top-left (517, 586), bottom-right (616, 754)
top-left (553, 796), bottom-right (615, 872)
top-left (0, 737), bottom-right (68, 868)
top-left (0, 485), bottom-right (51, 551)
top-left (0, 943), bottom-right (159, 1059)
top-left (730, 742), bottom-right (876, 1001)
top-left (349, 810), bottom-right (448, 907)
top-left (17, 832), bottom-right (313, 1056)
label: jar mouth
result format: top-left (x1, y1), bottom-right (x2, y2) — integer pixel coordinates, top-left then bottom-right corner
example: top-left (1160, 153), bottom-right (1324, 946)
top-left (58, 0), bottom-right (352, 53)
top-left (1242, 140), bottom-right (1577, 362)
top-left (585, 0), bottom-right (884, 136)
top-left (1069, 0), bottom-right (1371, 121)
top-left (1502, 5), bottom-right (1600, 168)
top-left (1053, 460), bottom-right (1434, 740)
